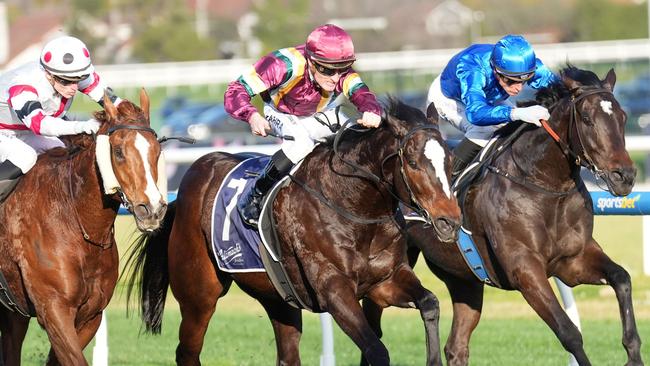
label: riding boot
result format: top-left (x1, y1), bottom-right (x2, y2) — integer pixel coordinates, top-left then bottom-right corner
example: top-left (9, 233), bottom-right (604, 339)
top-left (238, 150), bottom-right (294, 227)
top-left (451, 138), bottom-right (482, 181)
top-left (0, 160), bottom-right (24, 202)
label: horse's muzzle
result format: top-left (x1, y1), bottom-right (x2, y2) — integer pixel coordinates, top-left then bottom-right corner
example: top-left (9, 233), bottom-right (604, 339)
top-left (133, 200), bottom-right (167, 231)
top-left (432, 216), bottom-right (461, 244)
top-left (605, 166), bottom-right (636, 197)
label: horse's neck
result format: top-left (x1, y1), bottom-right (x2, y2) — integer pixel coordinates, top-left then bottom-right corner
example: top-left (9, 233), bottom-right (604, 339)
top-left (70, 147), bottom-right (120, 226)
top-left (326, 129), bottom-right (400, 213)
top-left (510, 112), bottom-right (580, 189)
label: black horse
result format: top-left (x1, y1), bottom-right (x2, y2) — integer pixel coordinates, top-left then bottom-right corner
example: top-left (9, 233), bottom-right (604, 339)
top-left (125, 99), bottom-right (462, 365)
top-left (364, 65), bottom-right (641, 366)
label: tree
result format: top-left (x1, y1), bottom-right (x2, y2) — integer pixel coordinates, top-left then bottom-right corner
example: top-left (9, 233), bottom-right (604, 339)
top-left (252, 0), bottom-right (312, 56)
top-left (66, 0), bottom-right (218, 63)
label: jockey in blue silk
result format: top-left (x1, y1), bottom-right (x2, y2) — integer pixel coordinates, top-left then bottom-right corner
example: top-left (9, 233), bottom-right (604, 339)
top-left (427, 34), bottom-right (559, 178)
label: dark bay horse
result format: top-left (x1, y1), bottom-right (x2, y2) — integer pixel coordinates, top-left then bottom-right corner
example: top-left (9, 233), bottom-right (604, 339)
top-left (0, 90), bottom-right (167, 365)
top-left (125, 99), bottom-right (462, 365)
top-left (365, 66), bottom-right (641, 366)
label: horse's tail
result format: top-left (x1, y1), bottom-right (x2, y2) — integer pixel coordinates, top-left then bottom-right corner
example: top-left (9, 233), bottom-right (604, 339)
top-left (122, 200), bottom-right (176, 334)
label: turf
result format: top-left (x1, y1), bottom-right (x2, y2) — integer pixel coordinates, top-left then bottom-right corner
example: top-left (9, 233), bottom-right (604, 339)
top-left (18, 216), bottom-right (650, 365)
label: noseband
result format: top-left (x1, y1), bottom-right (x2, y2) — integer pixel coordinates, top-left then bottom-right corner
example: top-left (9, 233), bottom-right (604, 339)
top-left (329, 120), bottom-right (443, 224)
top-left (105, 124), bottom-right (158, 211)
top-left (544, 86), bottom-right (613, 178)
top-left (68, 123), bottom-right (157, 248)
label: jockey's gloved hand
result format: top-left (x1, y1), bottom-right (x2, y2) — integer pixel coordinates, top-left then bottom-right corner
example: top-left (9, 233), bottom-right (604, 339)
top-left (73, 119), bottom-right (101, 135)
top-left (358, 111), bottom-right (381, 128)
top-left (510, 105), bottom-right (549, 127)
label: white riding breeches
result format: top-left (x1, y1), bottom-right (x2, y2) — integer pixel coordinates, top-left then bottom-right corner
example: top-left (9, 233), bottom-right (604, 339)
top-left (427, 75), bottom-right (513, 147)
top-left (264, 104), bottom-right (350, 164)
top-left (0, 131), bottom-right (64, 173)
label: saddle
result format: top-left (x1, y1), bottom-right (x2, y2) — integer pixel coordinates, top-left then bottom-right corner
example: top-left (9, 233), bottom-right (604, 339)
top-left (257, 174), bottom-right (315, 311)
top-left (0, 173), bottom-right (30, 316)
top-left (210, 154), bottom-right (314, 311)
top-left (452, 122), bottom-right (530, 215)
top-left (424, 122), bottom-right (531, 285)
top-left (0, 177), bottom-right (20, 203)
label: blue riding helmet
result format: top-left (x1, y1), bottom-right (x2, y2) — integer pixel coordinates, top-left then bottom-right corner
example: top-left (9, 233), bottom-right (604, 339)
top-left (490, 35), bottom-right (536, 80)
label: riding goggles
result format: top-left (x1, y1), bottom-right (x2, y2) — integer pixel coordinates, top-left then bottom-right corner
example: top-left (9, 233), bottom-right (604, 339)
top-left (53, 74), bottom-right (89, 86)
top-left (496, 70), bottom-right (534, 85)
top-left (313, 61), bottom-right (350, 77)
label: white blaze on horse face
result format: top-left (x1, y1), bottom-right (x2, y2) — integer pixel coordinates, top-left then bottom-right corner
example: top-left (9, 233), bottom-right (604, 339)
top-left (600, 100), bottom-right (613, 115)
top-left (424, 139), bottom-right (451, 199)
top-left (134, 133), bottom-right (163, 211)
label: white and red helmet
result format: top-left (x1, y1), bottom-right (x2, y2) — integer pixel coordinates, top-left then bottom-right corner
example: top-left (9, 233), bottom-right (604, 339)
top-left (305, 24), bottom-right (355, 69)
top-left (40, 36), bottom-right (94, 80)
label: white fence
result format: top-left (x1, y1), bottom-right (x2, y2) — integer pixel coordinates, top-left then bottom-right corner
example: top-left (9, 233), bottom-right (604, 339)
top-left (91, 38), bottom-right (650, 89)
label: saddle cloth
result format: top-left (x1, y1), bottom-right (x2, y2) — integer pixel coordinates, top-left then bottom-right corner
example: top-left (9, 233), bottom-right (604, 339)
top-left (209, 154), bottom-right (313, 309)
top-left (210, 155), bottom-right (271, 272)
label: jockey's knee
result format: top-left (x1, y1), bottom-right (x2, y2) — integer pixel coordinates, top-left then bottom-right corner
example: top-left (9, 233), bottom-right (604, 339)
top-left (8, 147), bottom-right (38, 174)
top-left (281, 138), bottom-right (316, 164)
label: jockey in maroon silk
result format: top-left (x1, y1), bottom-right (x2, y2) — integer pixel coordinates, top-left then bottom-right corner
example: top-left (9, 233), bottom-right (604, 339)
top-left (224, 24), bottom-right (382, 227)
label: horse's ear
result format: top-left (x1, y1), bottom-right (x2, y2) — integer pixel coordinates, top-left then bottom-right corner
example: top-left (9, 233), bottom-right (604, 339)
top-left (385, 114), bottom-right (409, 137)
top-left (602, 68), bottom-right (616, 91)
top-left (103, 92), bottom-right (118, 121)
top-left (561, 72), bottom-right (581, 92)
top-left (426, 102), bottom-right (439, 126)
top-left (139, 88), bottom-right (150, 119)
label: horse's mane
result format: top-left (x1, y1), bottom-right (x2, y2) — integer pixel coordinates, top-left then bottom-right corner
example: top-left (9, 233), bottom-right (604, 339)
top-left (321, 97), bottom-right (427, 148)
top-left (496, 64), bottom-right (606, 141)
top-left (39, 98), bottom-right (143, 162)
top-left (533, 64), bottom-right (604, 109)
top-left (93, 99), bottom-right (146, 126)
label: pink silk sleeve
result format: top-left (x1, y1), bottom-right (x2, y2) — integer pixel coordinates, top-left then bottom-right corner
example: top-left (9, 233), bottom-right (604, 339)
top-left (224, 81), bottom-right (258, 123)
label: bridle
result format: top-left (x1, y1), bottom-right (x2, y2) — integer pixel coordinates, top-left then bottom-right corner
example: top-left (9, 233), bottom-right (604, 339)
top-left (542, 86), bottom-right (613, 179)
top-left (68, 123), bottom-right (157, 248)
top-left (289, 119), bottom-right (444, 225)
top-left (105, 124), bottom-right (158, 211)
top-left (491, 86), bottom-right (615, 196)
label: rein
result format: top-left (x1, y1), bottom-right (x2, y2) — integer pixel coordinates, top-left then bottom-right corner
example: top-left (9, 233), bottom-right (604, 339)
top-left (541, 87), bottom-right (613, 177)
top-left (69, 123), bottom-right (157, 248)
top-left (489, 86), bottom-right (611, 196)
top-left (332, 119), bottom-right (442, 222)
top-left (289, 118), bottom-right (442, 225)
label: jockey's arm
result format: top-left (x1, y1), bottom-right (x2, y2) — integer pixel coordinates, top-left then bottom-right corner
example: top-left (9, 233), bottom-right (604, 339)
top-left (77, 72), bottom-right (122, 107)
top-left (343, 72), bottom-right (382, 127)
top-left (458, 69), bottom-right (511, 126)
top-left (8, 85), bottom-right (100, 136)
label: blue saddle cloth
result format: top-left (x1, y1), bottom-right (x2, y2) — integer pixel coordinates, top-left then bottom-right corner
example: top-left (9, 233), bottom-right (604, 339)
top-left (210, 155), bottom-right (270, 272)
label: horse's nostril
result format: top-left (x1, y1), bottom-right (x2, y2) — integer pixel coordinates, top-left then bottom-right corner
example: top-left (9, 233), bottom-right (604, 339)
top-left (434, 217), bottom-right (454, 234)
top-left (134, 204), bottom-right (150, 218)
top-left (610, 170), bottom-right (624, 183)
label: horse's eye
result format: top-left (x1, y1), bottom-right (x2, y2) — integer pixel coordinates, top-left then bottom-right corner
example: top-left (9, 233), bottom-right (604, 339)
top-left (582, 115), bottom-right (593, 125)
top-left (113, 147), bottom-right (125, 160)
top-left (408, 160), bottom-right (418, 169)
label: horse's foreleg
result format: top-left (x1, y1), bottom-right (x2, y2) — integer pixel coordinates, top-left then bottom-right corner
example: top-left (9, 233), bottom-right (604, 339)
top-left (434, 266), bottom-right (484, 366)
top-left (512, 259), bottom-right (591, 366)
top-left (366, 264), bottom-right (442, 366)
top-left (555, 241), bottom-right (643, 366)
top-left (359, 298), bottom-right (384, 366)
top-left (0, 311), bottom-right (29, 366)
top-left (35, 303), bottom-right (88, 366)
top-left (75, 311), bottom-right (103, 349)
top-left (260, 300), bottom-right (303, 366)
top-left (323, 278), bottom-right (390, 366)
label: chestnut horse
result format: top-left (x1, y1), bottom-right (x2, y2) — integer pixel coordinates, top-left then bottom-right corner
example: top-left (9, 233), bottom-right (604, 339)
top-left (125, 99), bottom-right (461, 365)
top-left (0, 90), bottom-right (167, 366)
top-left (365, 66), bottom-right (642, 366)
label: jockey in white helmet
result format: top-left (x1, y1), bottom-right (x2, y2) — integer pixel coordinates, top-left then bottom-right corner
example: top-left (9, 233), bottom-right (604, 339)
top-left (0, 36), bottom-right (121, 194)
